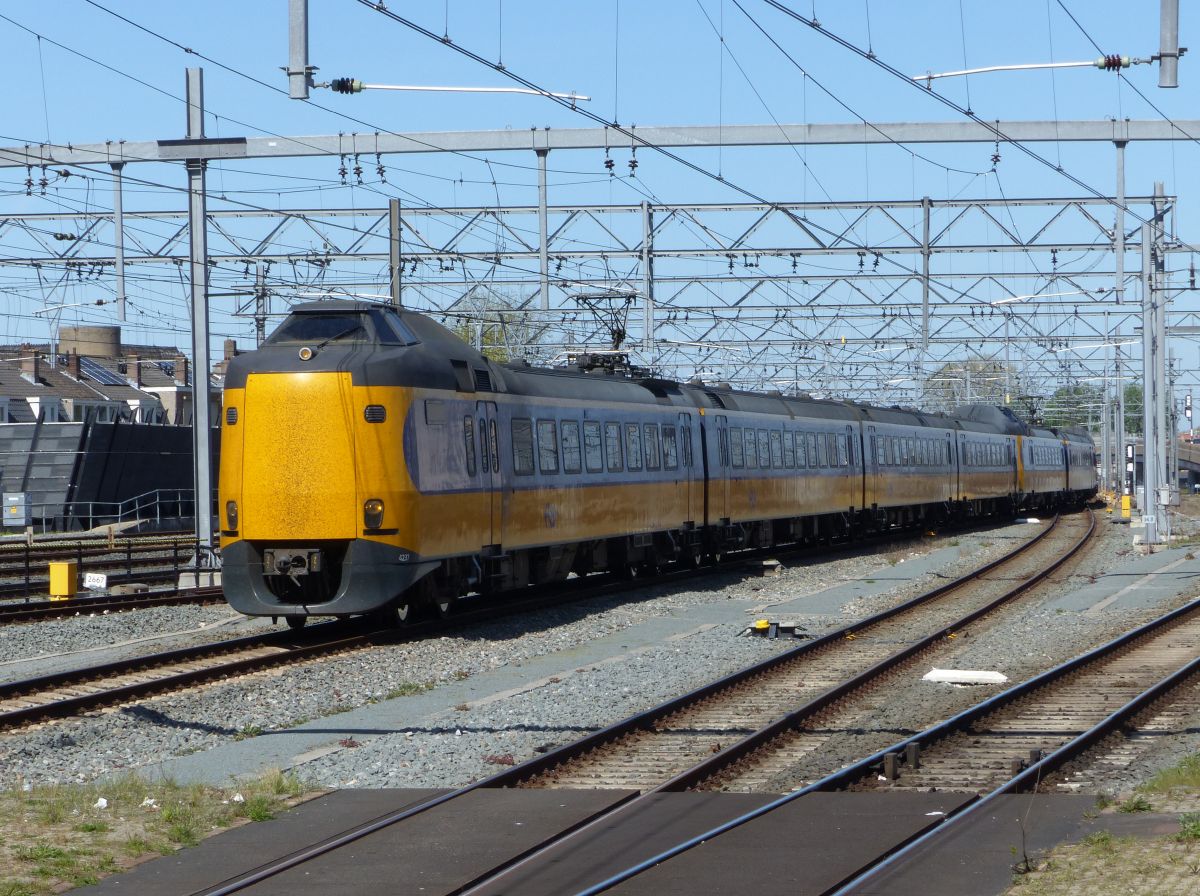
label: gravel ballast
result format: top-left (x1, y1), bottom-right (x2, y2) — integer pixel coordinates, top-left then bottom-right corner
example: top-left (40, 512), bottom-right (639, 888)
top-left (1, 517), bottom-right (1197, 800)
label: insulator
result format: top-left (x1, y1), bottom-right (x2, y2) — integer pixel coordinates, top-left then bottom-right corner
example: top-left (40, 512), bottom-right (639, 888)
top-left (331, 77), bottom-right (364, 94)
top-left (1094, 54), bottom-right (1129, 72)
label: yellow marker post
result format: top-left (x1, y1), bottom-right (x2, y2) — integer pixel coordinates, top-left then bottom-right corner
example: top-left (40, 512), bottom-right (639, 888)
top-left (49, 561), bottom-right (77, 601)
top-left (1121, 495), bottom-right (1132, 519)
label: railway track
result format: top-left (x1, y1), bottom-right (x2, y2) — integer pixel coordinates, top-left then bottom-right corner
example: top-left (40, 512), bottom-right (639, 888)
top-left (0, 533), bottom-right (834, 729)
top-left (0, 623), bottom-right (373, 730)
top-left (505, 511), bottom-right (1092, 792)
top-left (174, 510), bottom-right (1105, 896)
top-left (0, 586), bottom-right (225, 624)
top-left (0, 511), bottom-right (1032, 729)
top-left (0, 533), bottom-right (198, 599)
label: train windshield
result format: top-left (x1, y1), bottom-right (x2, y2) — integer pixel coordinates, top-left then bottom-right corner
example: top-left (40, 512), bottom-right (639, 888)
top-left (265, 310), bottom-right (417, 347)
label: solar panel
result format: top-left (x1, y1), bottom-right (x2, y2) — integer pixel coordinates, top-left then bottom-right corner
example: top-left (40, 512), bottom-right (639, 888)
top-left (79, 357), bottom-right (128, 387)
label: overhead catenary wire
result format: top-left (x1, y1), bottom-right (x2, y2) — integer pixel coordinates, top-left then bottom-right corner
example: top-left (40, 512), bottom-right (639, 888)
top-left (758, 0), bottom-right (1185, 241)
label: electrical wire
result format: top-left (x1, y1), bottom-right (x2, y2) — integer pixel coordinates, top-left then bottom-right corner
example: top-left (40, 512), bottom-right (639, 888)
top-left (759, 0), bottom-right (1176, 237)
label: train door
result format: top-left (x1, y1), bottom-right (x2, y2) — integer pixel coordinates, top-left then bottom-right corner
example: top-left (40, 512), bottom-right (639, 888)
top-left (956, 432), bottom-right (967, 500)
top-left (476, 400), bottom-right (501, 550)
top-left (708, 414), bottom-right (729, 525)
top-left (865, 425), bottom-right (879, 511)
top-left (679, 412), bottom-right (697, 524)
top-left (944, 432), bottom-right (954, 499)
top-left (845, 424), bottom-right (861, 512)
top-left (1015, 435), bottom-right (1027, 497)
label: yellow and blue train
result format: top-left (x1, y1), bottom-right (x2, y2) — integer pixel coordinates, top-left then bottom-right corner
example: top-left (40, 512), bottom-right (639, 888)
top-left (218, 300), bottom-right (1098, 626)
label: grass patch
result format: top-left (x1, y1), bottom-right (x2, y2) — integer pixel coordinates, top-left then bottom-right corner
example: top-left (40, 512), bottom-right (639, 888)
top-left (1140, 753), bottom-right (1200, 794)
top-left (1177, 812), bottom-right (1200, 842)
top-left (0, 770), bottom-right (311, 895)
top-left (384, 681), bottom-right (432, 699)
top-left (1117, 794), bottom-right (1155, 814)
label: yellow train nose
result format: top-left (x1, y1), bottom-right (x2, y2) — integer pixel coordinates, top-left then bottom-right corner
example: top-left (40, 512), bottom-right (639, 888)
top-left (241, 371), bottom-right (359, 540)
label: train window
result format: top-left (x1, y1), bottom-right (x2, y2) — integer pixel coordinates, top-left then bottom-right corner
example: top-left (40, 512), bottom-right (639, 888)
top-left (837, 434), bottom-right (848, 467)
top-left (644, 424), bottom-right (661, 470)
top-left (795, 432), bottom-right (807, 468)
top-left (717, 428), bottom-right (729, 467)
top-left (369, 310), bottom-right (420, 345)
top-left (770, 431), bottom-right (784, 468)
top-left (478, 417), bottom-right (489, 473)
top-left (814, 434), bottom-right (826, 468)
top-left (537, 420), bottom-right (559, 473)
top-left (782, 430), bottom-right (795, 468)
top-left (805, 433), bottom-right (817, 468)
top-left (758, 430), bottom-right (771, 468)
top-left (512, 418), bottom-right (535, 475)
top-left (663, 426), bottom-right (679, 470)
top-left (605, 422), bottom-right (623, 472)
top-left (682, 424), bottom-right (693, 467)
top-left (425, 400), bottom-right (446, 426)
top-left (583, 421), bottom-right (604, 472)
top-left (742, 428), bottom-right (757, 469)
top-left (625, 423), bottom-right (643, 471)
top-left (265, 311), bottom-right (368, 346)
top-left (488, 420), bottom-right (499, 472)
top-left (873, 435), bottom-right (884, 466)
top-left (464, 417), bottom-right (477, 476)
top-left (730, 427), bottom-right (745, 467)
top-left (561, 421), bottom-right (582, 474)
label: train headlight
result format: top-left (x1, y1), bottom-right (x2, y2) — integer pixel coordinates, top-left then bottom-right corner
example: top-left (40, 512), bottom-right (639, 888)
top-left (363, 498), bottom-right (385, 530)
top-left (225, 500), bottom-right (238, 530)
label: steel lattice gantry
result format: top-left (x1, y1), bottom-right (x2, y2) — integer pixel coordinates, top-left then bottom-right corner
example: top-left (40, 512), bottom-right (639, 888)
top-left (0, 193), bottom-right (1173, 406)
top-left (0, 118), bottom-right (1195, 409)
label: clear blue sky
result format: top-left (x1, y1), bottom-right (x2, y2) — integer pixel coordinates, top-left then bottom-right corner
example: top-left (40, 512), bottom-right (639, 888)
top-left (0, 1), bottom-right (1195, 367)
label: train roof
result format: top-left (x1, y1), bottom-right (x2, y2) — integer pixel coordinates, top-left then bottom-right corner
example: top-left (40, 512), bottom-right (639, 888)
top-left (235, 302), bottom-right (1078, 439)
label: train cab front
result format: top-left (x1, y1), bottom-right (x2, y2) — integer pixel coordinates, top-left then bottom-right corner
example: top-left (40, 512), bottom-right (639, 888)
top-left (218, 301), bottom-right (435, 619)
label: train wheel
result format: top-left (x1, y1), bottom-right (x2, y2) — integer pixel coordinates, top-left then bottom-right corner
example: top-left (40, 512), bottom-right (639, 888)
top-left (284, 615), bottom-right (307, 630)
top-left (374, 602), bottom-right (410, 628)
top-left (434, 591), bottom-right (456, 618)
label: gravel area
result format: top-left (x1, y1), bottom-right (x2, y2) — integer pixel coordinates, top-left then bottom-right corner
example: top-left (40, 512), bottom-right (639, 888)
top-left (1, 516), bottom-right (1197, 800)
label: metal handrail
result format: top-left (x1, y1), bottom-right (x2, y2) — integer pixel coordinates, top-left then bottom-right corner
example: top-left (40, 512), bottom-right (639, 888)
top-left (2, 488), bottom-right (218, 535)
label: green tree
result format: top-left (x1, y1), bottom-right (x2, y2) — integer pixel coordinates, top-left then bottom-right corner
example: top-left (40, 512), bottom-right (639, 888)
top-left (448, 288), bottom-right (544, 363)
top-left (920, 357), bottom-right (1018, 412)
top-left (1123, 382), bottom-right (1143, 435)
top-left (1042, 383), bottom-right (1104, 429)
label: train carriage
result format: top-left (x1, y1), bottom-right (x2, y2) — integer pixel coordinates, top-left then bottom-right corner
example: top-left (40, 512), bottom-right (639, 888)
top-left (219, 300), bottom-right (1097, 625)
top-left (1021, 425), bottom-right (1071, 510)
top-left (861, 407), bottom-right (956, 527)
top-left (1060, 426), bottom-right (1100, 502)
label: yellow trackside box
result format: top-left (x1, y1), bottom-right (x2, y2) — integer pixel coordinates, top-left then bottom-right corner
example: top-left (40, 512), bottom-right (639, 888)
top-left (49, 561), bottom-right (77, 600)
top-left (1121, 495), bottom-right (1132, 519)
